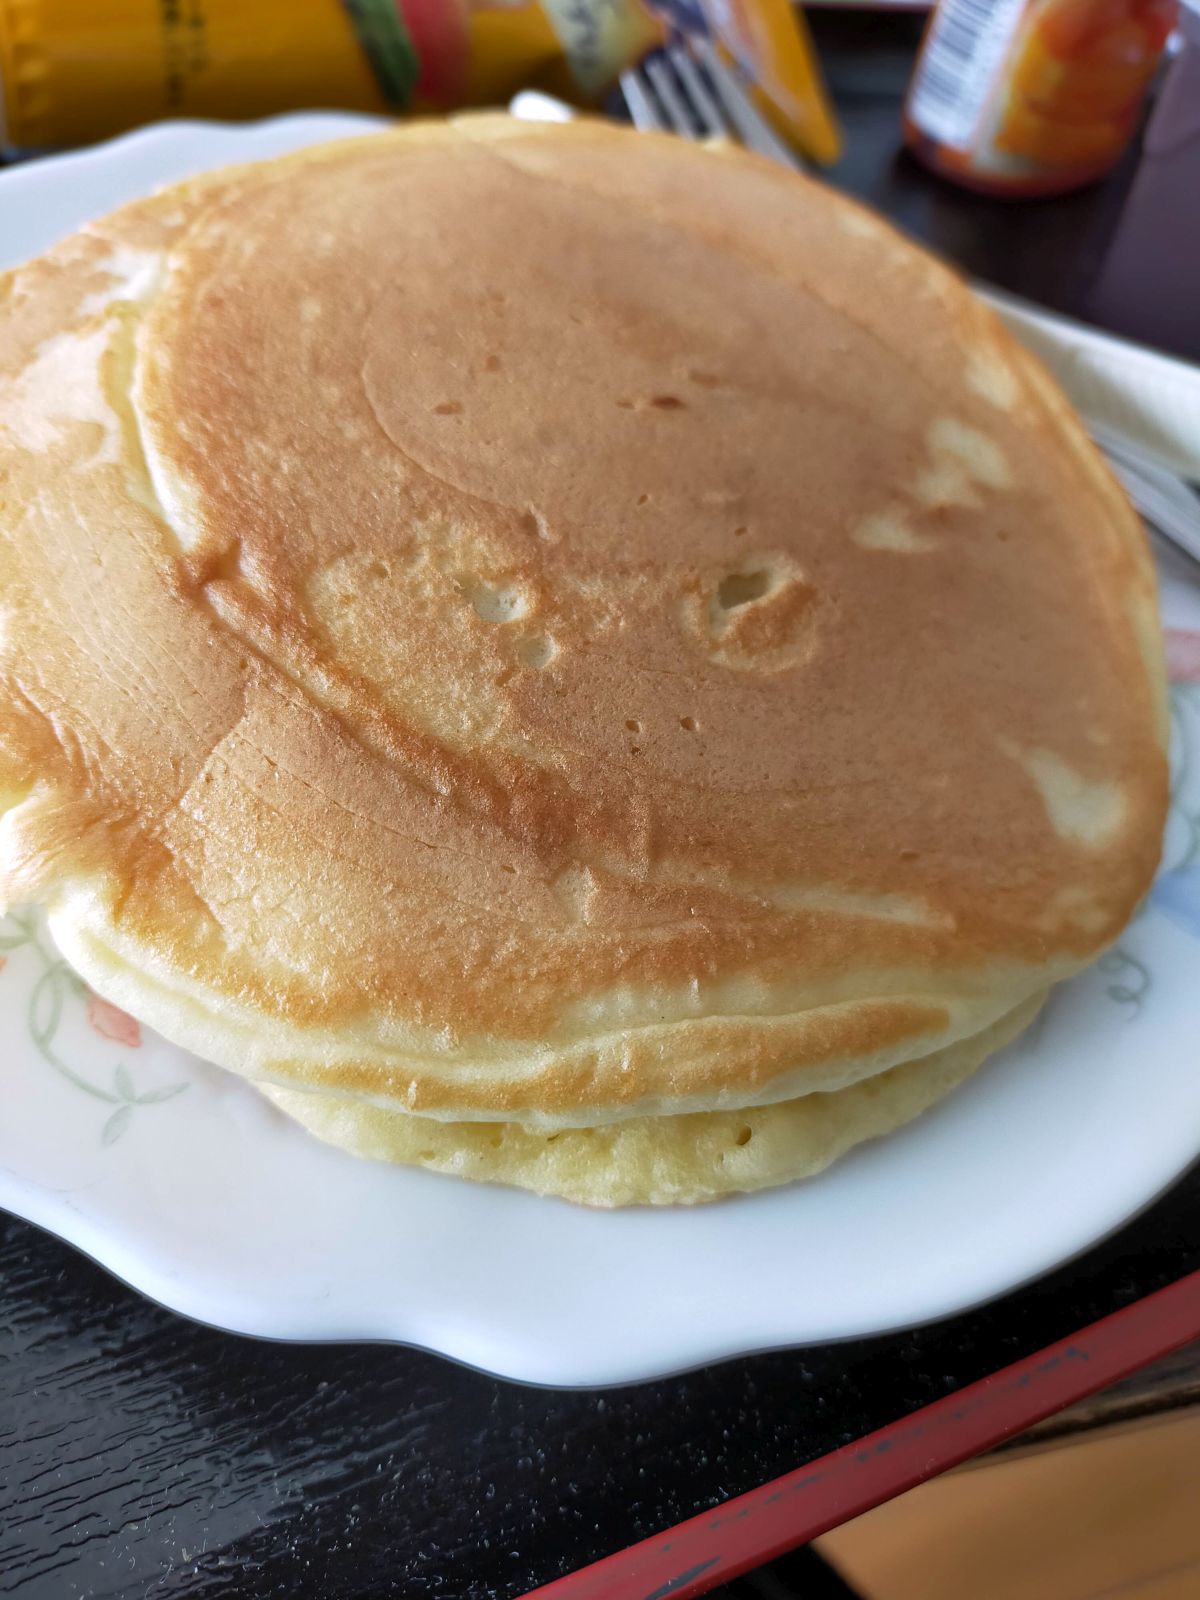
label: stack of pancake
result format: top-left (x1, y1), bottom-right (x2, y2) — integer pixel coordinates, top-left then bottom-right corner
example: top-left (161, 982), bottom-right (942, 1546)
top-left (0, 118), bottom-right (1166, 1204)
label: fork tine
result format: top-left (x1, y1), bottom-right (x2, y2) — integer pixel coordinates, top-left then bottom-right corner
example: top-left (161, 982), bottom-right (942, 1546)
top-left (666, 44), bottom-right (731, 140)
top-left (691, 36), bottom-right (805, 169)
top-left (619, 67), bottom-right (668, 134)
top-left (644, 55), bottom-right (696, 138)
top-left (1101, 455), bottom-right (1200, 569)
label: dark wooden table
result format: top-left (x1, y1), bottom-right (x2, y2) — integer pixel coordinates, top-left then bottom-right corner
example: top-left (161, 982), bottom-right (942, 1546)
top-left (2, 15), bottom-right (1198, 1599)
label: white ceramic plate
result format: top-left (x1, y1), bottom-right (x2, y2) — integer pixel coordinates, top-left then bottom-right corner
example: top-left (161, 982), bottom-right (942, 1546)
top-left (2, 115), bottom-right (1198, 1386)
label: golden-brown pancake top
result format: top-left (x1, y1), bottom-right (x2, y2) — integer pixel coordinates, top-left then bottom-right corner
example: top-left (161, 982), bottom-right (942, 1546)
top-left (0, 118), bottom-right (1166, 1121)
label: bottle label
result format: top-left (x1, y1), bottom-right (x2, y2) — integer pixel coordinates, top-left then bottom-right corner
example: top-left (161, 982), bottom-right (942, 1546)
top-left (341, 0), bottom-right (471, 105)
top-left (342, 0), bottom-right (421, 104)
top-left (907, 0), bottom-right (1027, 151)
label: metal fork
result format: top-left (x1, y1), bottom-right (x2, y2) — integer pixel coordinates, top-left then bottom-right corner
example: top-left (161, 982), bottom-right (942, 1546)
top-left (620, 37), bottom-right (804, 170)
top-left (618, 47), bottom-right (1200, 574)
top-left (1087, 423), bottom-right (1200, 569)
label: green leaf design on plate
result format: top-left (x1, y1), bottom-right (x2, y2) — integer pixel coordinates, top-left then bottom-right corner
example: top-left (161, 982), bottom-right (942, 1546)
top-left (2, 910), bottom-right (189, 1143)
top-left (29, 963), bottom-right (64, 1049)
top-left (135, 1083), bottom-right (189, 1105)
top-left (0, 907), bottom-right (36, 948)
top-left (28, 962), bottom-right (118, 1102)
top-left (101, 1104), bottom-right (134, 1145)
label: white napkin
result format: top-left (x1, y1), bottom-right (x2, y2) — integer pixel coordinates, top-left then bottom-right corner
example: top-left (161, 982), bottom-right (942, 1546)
top-left (977, 287), bottom-right (1200, 484)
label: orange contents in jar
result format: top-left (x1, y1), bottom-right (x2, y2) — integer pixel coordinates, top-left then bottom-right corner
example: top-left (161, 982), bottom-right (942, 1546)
top-left (996, 0), bottom-right (1178, 165)
top-left (904, 0), bottom-right (1179, 196)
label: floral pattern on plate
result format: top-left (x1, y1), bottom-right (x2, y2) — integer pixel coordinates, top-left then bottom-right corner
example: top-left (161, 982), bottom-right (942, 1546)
top-left (0, 908), bottom-right (187, 1145)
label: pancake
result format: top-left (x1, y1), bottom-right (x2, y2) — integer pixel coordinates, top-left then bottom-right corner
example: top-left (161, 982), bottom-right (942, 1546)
top-left (261, 993), bottom-right (1046, 1207)
top-left (0, 118), bottom-right (1167, 1201)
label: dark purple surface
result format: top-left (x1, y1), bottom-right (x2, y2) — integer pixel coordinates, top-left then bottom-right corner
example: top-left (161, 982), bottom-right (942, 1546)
top-left (2, 15), bottom-right (1198, 1597)
top-left (1089, 2), bottom-right (1200, 356)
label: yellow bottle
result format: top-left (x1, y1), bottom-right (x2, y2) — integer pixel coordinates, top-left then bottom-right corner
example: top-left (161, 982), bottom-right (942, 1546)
top-left (0, 0), bottom-right (840, 162)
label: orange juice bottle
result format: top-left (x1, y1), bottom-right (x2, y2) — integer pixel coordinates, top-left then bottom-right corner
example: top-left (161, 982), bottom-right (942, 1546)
top-left (903, 0), bottom-right (1179, 196)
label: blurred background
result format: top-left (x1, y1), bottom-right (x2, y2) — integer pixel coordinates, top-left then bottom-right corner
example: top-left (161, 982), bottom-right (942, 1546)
top-left (1, 0), bottom-right (1196, 357)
